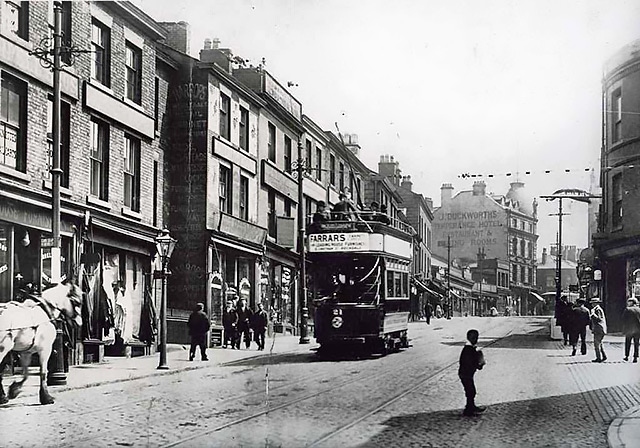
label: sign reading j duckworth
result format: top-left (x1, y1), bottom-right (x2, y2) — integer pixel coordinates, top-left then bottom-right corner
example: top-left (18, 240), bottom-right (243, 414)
top-left (308, 232), bottom-right (369, 252)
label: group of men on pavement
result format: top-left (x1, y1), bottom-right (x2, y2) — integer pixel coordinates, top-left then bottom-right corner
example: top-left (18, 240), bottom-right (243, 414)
top-left (556, 294), bottom-right (640, 363)
top-left (222, 299), bottom-right (269, 351)
top-left (186, 299), bottom-right (270, 362)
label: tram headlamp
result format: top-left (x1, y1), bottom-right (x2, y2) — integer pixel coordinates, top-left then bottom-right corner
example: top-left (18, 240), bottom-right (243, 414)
top-left (331, 316), bottom-right (343, 328)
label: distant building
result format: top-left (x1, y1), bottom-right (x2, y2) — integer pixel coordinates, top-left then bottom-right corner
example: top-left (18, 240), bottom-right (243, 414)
top-left (433, 181), bottom-right (538, 315)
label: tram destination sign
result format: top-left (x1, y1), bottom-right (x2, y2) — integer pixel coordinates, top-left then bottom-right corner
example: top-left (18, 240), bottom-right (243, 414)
top-left (308, 232), bottom-right (375, 252)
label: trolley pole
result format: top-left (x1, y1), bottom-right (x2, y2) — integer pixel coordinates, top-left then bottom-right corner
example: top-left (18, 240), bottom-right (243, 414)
top-left (297, 139), bottom-right (310, 344)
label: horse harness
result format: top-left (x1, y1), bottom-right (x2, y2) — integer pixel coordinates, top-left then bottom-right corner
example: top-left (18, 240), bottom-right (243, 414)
top-left (0, 298), bottom-right (59, 352)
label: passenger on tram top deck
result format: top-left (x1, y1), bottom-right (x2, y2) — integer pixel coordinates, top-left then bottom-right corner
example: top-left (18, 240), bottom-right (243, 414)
top-left (313, 201), bottom-right (331, 224)
top-left (332, 192), bottom-right (358, 221)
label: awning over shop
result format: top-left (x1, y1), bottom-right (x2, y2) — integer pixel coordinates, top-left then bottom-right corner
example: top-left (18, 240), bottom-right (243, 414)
top-left (413, 278), bottom-right (429, 292)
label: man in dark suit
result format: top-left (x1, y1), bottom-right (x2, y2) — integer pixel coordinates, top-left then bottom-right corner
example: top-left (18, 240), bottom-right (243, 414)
top-left (569, 299), bottom-right (591, 356)
top-left (252, 303), bottom-right (268, 351)
top-left (622, 297), bottom-right (640, 362)
top-left (187, 303), bottom-right (209, 361)
top-left (235, 298), bottom-right (253, 349)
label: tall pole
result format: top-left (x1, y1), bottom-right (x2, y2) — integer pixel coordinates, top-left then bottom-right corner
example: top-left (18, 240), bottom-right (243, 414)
top-left (46, 2), bottom-right (65, 387)
top-left (297, 139), bottom-right (309, 344)
top-left (51, 1), bottom-right (62, 285)
top-left (479, 247), bottom-right (483, 317)
top-left (447, 235), bottom-right (451, 319)
top-left (158, 259), bottom-right (168, 369)
top-left (555, 199), bottom-right (563, 304)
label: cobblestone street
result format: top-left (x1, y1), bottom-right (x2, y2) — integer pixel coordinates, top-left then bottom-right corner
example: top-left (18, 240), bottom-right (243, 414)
top-left (1, 317), bottom-right (639, 447)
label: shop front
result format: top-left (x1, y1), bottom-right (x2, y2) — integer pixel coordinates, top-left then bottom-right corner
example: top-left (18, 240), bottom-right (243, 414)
top-left (262, 242), bottom-right (298, 335)
top-left (79, 215), bottom-right (158, 362)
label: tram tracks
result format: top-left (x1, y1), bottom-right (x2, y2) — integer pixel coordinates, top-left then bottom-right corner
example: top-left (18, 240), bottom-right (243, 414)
top-left (158, 319), bottom-right (517, 448)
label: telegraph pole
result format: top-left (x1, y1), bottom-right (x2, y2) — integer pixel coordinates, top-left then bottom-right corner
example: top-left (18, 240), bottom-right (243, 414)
top-left (296, 139), bottom-right (310, 344)
top-left (447, 235), bottom-right (451, 319)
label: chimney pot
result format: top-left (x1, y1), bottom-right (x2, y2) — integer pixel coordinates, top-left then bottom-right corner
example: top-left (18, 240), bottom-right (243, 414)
top-left (204, 38), bottom-right (212, 50)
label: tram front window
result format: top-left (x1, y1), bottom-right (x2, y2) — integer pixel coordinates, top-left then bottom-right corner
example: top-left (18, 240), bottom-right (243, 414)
top-left (314, 256), bottom-right (381, 304)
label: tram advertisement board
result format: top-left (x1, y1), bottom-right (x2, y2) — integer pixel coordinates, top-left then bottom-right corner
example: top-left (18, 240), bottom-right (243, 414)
top-left (308, 232), bottom-right (379, 252)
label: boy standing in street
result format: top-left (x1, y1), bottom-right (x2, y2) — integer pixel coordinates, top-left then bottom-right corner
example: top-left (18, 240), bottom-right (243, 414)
top-left (459, 329), bottom-right (486, 416)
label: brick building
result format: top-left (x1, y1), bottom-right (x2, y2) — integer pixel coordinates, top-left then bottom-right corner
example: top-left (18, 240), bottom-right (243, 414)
top-left (594, 38), bottom-right (640, 331)
top-left (433, 181), bottom-right (538, 315)
top-left (0, 1), bottom-right (170, 363)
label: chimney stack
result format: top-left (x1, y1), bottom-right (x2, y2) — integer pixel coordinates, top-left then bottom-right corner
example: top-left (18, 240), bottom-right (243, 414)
top-left (160, 21), bottom-right (191, 54)
top-left (200, 37), bottom-right (233, 73)
top-left (472, 181), bottom-right (486, 196)
top-left (441, 183), bottom-right (453, 206)
top-left (401, 175), bottom-right (413, 191)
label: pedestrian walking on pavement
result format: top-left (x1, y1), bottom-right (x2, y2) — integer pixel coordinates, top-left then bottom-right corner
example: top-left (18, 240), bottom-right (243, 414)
top-left (622, 297), bottom-right (640, 362)
top-left (252, 303), bottom-right (268, 351)
top-left (222, 301), bottom-right (238, 349)
top-left (556, 295), bottom-right (571, 345)
top-left (459, 329), bottom-right (486, 417)
top-left (569, 299), bottom-right (590, 356)
top-left (187, 303), bottom-right (210, 361)
top-left (589, 297), bottom-right (607, 363)
top-left (425, 302), bottom-right (432, 325)
top-left (235, 299), bottom-right (253, 349)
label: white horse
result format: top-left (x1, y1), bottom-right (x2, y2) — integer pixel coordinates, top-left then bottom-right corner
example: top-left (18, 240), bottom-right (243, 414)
top-left (0, 282), bottom-right (82, 405)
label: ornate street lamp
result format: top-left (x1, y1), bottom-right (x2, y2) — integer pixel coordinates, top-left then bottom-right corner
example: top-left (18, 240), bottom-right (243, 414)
top-left (31, 1), bottom-right (90, 386)
top-left (155, 229), bottom-right (177, 370)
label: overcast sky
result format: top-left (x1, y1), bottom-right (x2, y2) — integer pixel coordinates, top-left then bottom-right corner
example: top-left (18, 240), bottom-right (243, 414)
top-left (136, 0), bottom-right (640, 252)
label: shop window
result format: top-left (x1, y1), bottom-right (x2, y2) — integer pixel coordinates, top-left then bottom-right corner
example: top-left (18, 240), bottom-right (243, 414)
top-left (41, 234), bottom-right (70, 288)
top-left (0, 72), bottom-right (27, 172)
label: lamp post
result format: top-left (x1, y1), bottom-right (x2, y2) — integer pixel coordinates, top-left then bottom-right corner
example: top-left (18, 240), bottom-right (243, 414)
top-left (30, 1), bottom-right (89, 386)
top-left (446, 235), bottom-right (452, 319)
top-left (155, 229), bottom-right (177, 370)
top-left (295, 140), bottom-right (310, 344)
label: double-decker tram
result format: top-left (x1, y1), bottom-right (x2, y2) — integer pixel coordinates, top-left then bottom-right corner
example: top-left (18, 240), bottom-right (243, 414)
top-left (307, 215), bottom-right (413, 355)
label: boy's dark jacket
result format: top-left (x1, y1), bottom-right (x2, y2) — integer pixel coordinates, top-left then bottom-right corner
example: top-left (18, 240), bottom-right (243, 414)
top-left (459, 345), bottom-right (484, 378)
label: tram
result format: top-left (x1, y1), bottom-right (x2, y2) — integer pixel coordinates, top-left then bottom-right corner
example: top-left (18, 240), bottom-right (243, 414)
top-left (307, 214), bottom-right (413, 355)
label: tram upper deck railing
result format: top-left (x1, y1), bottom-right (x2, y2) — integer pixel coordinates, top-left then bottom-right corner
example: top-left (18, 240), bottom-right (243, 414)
top-left (306, 211), bottom-right (415, 239)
